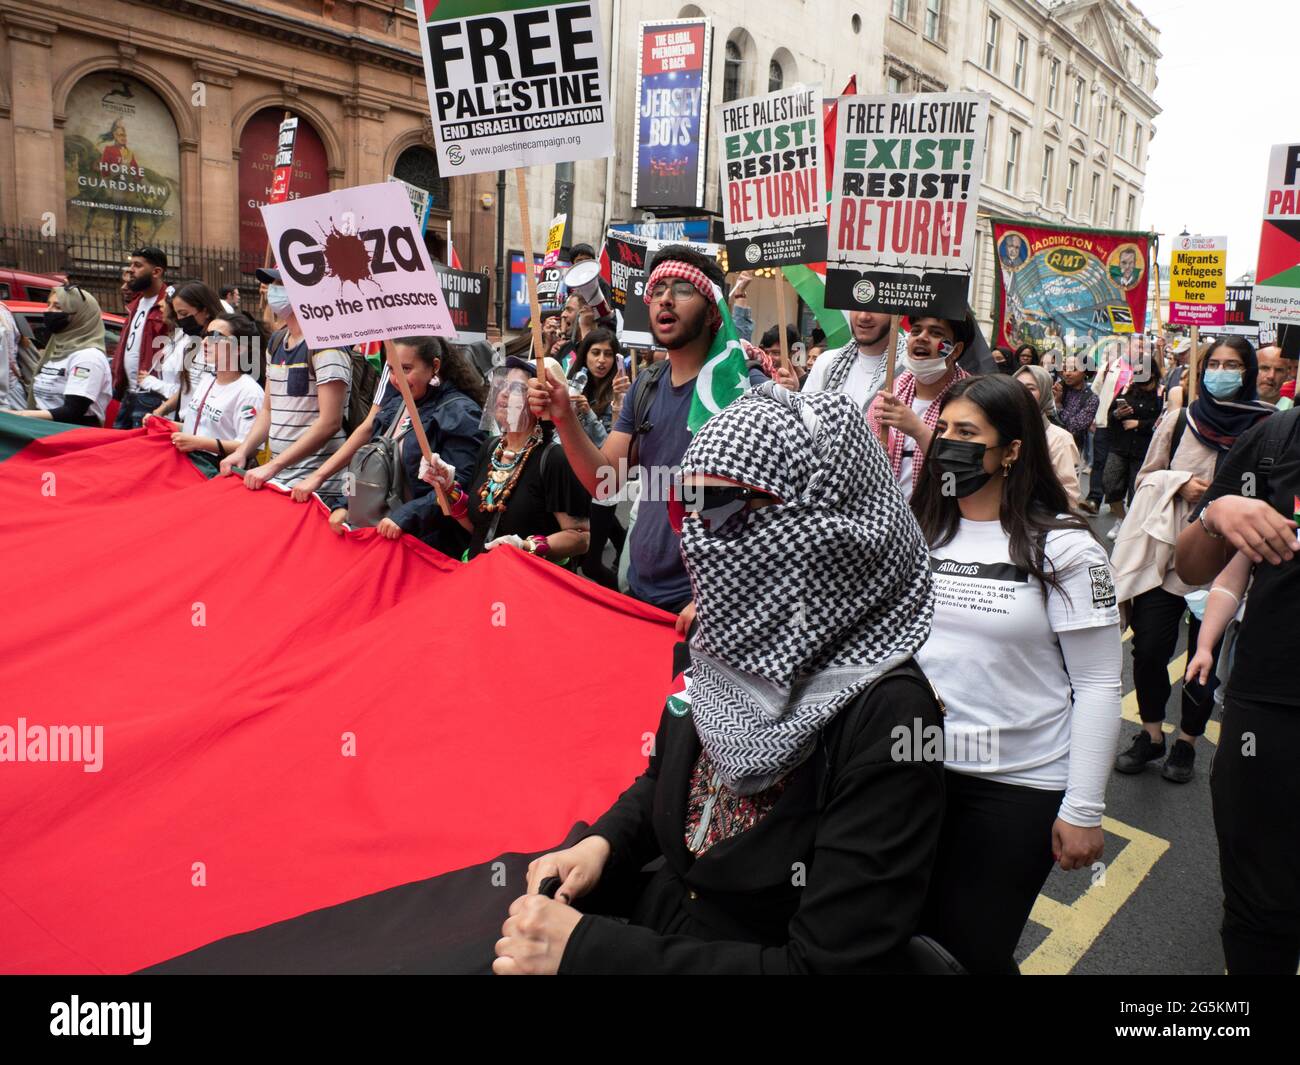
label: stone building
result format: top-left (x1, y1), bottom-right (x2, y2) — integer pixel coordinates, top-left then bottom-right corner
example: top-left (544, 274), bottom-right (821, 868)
top-left (0, 0), bottom-right (497, 308)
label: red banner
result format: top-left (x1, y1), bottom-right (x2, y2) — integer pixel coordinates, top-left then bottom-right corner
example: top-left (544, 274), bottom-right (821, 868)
top-left (0, 418), bottom-right (676, 973)
top-left (992, 220), bottom-right (1151, 347)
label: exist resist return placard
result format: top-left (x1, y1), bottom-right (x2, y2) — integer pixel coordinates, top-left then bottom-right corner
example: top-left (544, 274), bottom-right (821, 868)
top-left (718, 84), bottom-right (826, 269)
top-left (826, 92), bottom-right (989, 319)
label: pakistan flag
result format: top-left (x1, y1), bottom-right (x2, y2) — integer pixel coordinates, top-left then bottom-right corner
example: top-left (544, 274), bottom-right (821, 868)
top-left (687, 285), bottom-right (753, 434)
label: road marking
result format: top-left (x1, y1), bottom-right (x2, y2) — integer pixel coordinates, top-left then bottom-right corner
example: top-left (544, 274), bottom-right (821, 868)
top-left (1022, 816), bottom-right (1171, 975)
top-left (1120, 652), bottom-right (1220, 746)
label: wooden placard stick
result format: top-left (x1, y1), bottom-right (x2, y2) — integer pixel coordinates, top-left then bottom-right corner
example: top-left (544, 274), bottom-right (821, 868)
top-left (514, 168), bottom-right (548, 384)
top-left (1186, 325), bottom-right (1200, 404)
top-left (879, 313), bottom-right (901, 446)
top-left (774, 276), bottom-right (794, 376)
top-left (382, 338), bottom-right (449, 516)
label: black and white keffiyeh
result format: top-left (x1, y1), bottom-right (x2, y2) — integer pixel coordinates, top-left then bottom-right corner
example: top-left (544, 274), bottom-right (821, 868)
top-left (818, 334), bottom-right (908, 409)
top-left (678, 382), bottom-right (934, 795)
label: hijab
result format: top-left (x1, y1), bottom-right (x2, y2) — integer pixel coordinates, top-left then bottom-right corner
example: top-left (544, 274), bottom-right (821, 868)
top-left (35, 286), bottom-right (106, 375)
top-left (1015, 364), bottom-right (1056, 421)
top-left (678, 382), bottom-right (934, 795)
top-left (1187, 340), bottom-right (1273, 453)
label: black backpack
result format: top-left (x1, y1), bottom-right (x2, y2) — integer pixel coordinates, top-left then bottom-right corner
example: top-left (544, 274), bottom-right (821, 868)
top-left (627, 359), bottom-right (670, 468)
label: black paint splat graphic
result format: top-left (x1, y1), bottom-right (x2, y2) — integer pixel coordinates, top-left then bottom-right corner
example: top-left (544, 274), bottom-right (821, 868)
top-left (318, 217), bottom-right (380, 293)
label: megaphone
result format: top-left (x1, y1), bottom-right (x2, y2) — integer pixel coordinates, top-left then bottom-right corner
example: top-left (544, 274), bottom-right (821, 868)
top-left (563, 260), bottom-right (612, 319)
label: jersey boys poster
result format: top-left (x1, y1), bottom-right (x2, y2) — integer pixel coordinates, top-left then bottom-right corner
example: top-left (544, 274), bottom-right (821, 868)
top-left (632, 18), bottom-right (711, 209)
top-left (992, 221), bottom-right (1152, 346)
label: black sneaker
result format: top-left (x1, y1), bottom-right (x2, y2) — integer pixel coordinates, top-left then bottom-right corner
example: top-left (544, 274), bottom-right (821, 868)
top-left (1162, 739), bottom-right (1196, 783)
top-left (1080, 499), bottom-right (1100, 515)
top-left (1115, 731), bottom-right (1166, 773)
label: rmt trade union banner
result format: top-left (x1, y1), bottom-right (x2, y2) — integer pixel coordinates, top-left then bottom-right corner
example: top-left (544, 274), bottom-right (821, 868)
top-left (718, 84), bottom-right (826, 269)
top-left (1168, 234), bottom-right (1226, 328)
top-left (1253, 143), bottom-right (1300, 323)
top-left (632, 18), bottom-right (712, 209)
top-left (417, 0), bottom-right (613, 176)
top-left (992, 221), bottom-right (1151, 347)
top-left (261, 181), bottom-right (455, 348)
top-left (826, 93), bottom-right (989, 318)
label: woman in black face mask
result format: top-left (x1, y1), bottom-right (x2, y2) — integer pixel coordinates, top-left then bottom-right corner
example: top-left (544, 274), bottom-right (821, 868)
top-left (146, 281), bottom-right (226, 424)
top-left (909, 374), bottom-right (1123, 974)
top-left (4, 286), bottom-right (112, 426)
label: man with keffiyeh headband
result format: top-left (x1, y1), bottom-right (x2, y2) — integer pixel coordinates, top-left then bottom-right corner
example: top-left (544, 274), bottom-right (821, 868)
top-left (495, 382), bottom-right (948, 975)
top-left (529, 246), bottom-right (767, 630)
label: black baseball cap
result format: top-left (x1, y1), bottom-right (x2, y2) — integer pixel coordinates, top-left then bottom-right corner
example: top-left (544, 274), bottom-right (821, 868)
top-left (132, 246), bottom-right (167, 269)
top-left (255, 266), bottom-right (282, 284)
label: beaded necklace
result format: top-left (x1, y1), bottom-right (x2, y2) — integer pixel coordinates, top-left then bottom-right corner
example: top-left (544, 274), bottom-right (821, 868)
top-left (478, 428), bottom-right (542, 512)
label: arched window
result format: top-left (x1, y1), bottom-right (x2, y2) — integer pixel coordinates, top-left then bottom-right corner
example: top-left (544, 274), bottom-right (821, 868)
top-left (393, 145), bottom-right (450, 215)
top-left (768, 59), bottom-right (784, 93)
top-left (723, 40), bottom-right (743, 102)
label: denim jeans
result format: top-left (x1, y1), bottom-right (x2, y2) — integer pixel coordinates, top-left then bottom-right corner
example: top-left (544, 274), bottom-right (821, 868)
top-left (114, 390), bottom-right (165, 428)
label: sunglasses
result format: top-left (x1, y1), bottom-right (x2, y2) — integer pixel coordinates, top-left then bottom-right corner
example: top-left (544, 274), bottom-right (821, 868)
top-left (667, 479), bottom-right (777, 539)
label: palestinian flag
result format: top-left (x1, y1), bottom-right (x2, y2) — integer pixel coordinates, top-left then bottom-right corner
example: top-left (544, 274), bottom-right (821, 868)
top-left (687, 284), bottom-right (750, 434)
top-left (779, 76), bottom-right (856, 351)
top-left (0, 412), bottom-right (677, 974)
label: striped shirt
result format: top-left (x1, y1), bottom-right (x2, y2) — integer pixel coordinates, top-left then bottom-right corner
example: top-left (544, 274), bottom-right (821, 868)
top-left (265, 333), bottom-right (351, 492)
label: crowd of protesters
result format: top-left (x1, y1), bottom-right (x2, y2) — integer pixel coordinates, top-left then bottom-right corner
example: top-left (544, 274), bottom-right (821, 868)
top-left (2, 242), bottom-right (1297, 978)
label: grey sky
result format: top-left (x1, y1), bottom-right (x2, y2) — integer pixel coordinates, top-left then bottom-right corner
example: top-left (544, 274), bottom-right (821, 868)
top-left (1140, 0), bottom-right (1298, 279)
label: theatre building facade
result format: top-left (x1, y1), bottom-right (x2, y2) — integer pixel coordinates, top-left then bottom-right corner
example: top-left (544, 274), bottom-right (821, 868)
top-left (0, 0), bottom-right (498, 312)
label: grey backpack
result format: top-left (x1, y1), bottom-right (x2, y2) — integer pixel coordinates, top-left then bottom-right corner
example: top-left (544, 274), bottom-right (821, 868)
top-left (346, 410), bottom-right (406, 527)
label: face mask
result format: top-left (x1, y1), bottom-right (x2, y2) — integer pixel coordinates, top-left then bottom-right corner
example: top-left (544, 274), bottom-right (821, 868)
top-left (906, 352), bottom-right (951, 384)
top-left (1203, 369), bottom-right (1243, 400)
top-left (932, 438), bottom-right (994, 498)
top-left (266, 285), bottom-right (292, 317)
top-left (127, 273), bottom-right (153, 293)
top-left (176, 314), bottom-right (204, 337)
top-left (43, 311), bottom-right (71, 334)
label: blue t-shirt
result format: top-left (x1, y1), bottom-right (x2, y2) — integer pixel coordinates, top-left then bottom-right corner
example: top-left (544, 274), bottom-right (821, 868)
top-left (613, 364), bottom-right (768, 609)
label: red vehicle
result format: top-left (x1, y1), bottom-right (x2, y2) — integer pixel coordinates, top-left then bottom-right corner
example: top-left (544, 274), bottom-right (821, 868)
top-left (0, 268), bottom-right (68, 304)
top-left (4, 299), bottom-right (126, 354)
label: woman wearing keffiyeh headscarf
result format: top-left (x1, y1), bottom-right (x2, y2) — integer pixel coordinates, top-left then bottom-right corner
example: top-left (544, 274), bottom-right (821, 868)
top-left (495, 383), bottom-right (950, 975)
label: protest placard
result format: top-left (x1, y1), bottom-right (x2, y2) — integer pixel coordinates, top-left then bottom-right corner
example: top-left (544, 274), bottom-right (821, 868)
top-left (604, 228), bottom-right (649, 310)
top-left (826, 93), bottom-right (989, 318)
top-left (1168, 235), bottom-right (1226, 328)
top-left (537, 212), bottom-right (567, 305)
top-left (1253, 143), bottom-right (1300, 323)
top-left (260, 181), bottom-right (454, 349)
top-left (1221, 284), bottom-right (1259, 337)
top-left (417, 0), bottom-right (613, 177)
top-left (633, 18), bottom-right (712, 208)
top-left (718, 84), bottom-right (826, 269)
top-left (388, 174), bottom-right (432, 234)
top-left (269, 116), bottom-right (298, 204)
top-left (433, 263), bottom-right (489, 343)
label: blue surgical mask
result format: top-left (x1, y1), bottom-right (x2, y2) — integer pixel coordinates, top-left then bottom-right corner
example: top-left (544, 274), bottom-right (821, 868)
top-left (1203, 369), bottom-right (1243, 400)
top-left (266, 284), bottom-right (291, 317)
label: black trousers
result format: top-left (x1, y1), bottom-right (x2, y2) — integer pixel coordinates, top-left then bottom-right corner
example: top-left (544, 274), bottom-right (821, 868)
top-left (1129, 586), bottom-right (1221, 737)
top-left (1086, 426), bottom-right (1110, 503)
top-left (918, 769), bottom-right (1063, 974)
top-left (580, 502), bottom-right (626, 590)
top-left (1102, 448), bottom-right (1140, 505)
top-left (1212, 695), bottom-right (1300, 974)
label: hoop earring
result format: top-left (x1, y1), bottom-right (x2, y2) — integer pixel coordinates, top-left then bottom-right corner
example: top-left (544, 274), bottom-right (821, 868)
top-left (1002, 463), bottom-right (1013, 478)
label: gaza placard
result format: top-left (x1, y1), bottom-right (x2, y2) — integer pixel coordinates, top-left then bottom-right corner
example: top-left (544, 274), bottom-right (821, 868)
top-left (826, 92), bottom-right (989, 318)
top-left (260, 181), bottom-right (454, 348)
top-left (417, 0), bottom-right (613, 176)
top-left (718, 84), bottom-right (825, 269)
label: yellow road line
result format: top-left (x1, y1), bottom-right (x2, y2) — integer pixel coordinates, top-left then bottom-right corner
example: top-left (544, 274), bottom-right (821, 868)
top-left (1021, 816), bottom-right (1171, 975)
